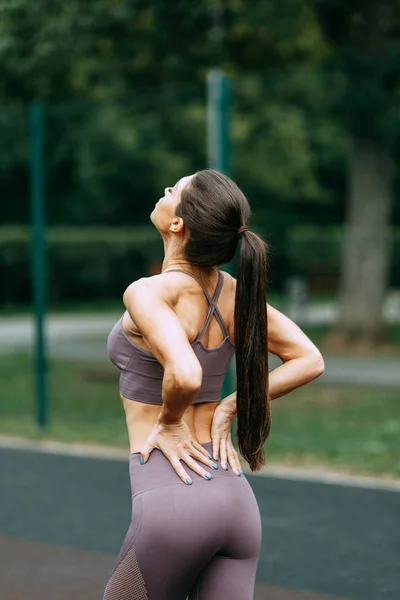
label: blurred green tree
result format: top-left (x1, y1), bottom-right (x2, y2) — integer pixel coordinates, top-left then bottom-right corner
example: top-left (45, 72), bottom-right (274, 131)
top-left (0, 0), bottom-right (399, 329)
top-left (311, 0), bottom-right (400, 349)
top-left (0, 0), bottom-right (335, 289)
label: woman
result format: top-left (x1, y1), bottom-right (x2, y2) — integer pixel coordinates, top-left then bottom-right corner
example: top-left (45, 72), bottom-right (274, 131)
top-left (104, 170), bottom-right (324, 600)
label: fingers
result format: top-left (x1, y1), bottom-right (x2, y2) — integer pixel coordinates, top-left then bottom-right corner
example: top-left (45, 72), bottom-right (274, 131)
top-left (190, 447), bottom-right (218, 471)
top-left (192, 440), bottom-right (215, 463)
top-left (226, 436), bottom-right (243, 476)
top-left (140, 442), bottom-right (155, 465)
top-left (181, 453), bottom-right (213, 481)
top-left (169, 456), bottom-right (194, 485)
top-left (220, 438), bottom-right (228, 470)
top-left (213, 435), bottom-right (242, 476)
top-left (168, 454), bottom-right (214, 485)
top-left (212, 435), bottom-right (220, 462)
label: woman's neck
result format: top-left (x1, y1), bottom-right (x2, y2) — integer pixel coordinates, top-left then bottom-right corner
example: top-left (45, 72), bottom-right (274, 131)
top-left (161, 256), bottom-right (217, 281)
top-left (160, 237), bottom-right (217, 279)
top-left (161, 238), bottom-right (190, 272)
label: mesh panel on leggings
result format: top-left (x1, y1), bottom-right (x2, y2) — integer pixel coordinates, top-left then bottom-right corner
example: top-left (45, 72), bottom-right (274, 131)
top-left (103, 546), bottom-right (148, 600)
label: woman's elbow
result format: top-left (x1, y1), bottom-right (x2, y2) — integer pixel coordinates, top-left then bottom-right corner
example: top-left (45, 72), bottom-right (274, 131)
top-left (171, 363), bottom-right (203, 394)
top-left (309, 350), bottom-right (325, 379)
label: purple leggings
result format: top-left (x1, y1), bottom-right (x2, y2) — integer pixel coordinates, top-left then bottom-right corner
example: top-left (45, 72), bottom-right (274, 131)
top-left (102, 442), bottom-right (262, 600)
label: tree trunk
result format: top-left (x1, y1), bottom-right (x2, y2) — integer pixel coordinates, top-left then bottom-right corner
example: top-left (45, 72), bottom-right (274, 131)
top-left (333, 137), bottom-right (393, 348)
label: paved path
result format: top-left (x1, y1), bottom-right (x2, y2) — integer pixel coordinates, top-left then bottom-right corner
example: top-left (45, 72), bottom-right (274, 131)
top-left (270, 354), bottom-right (400, 388)
top-left (0, 314), bottom-right (118, 350)
top-left (1, 314), bottom-right (400, 387)
top-left (0, 446), bottom-right (398, 600)
top-left (1, 299), bottom-right (399, 346)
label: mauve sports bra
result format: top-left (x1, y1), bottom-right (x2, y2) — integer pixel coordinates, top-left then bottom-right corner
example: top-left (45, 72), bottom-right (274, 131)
top-left (107, 270), bottom-right (235, 406)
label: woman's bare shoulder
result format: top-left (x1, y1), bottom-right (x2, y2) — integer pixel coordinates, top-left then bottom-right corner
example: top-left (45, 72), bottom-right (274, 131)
top-left (123, 272), bottom-right (190, 306)
top-left (220, 269), bottom-right (236, 288)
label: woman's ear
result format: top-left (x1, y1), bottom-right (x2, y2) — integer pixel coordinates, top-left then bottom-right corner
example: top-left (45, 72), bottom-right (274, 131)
top-left (169, 217), bottom-right (184, 234)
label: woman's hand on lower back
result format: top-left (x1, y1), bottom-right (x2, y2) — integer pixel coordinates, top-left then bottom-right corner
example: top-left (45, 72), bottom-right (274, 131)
top-left (140, 419), bottom-right (218, 485)
top-left (211, 402), bottom-right (243, 476)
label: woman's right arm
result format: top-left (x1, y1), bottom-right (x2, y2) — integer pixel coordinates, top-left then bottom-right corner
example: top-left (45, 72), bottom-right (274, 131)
top-left (123, 276), bottom-right (217, 483)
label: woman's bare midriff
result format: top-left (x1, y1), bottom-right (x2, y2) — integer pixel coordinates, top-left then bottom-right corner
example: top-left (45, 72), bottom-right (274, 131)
top-left (123, 395), bottom-right (218, 453)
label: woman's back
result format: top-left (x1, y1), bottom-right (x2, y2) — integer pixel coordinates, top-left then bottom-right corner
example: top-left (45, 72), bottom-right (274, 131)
top-left (108, 269), bottom-right (236, 453)
top-left (102, 169), bottom-right (324, 600)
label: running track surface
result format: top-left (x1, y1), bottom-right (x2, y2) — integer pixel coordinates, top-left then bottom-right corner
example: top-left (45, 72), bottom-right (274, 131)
top-left (0, 448), bottom-right (398, 600)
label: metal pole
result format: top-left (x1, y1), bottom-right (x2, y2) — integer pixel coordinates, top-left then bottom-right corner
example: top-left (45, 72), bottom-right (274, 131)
top-left (207, 70), bottom-right (235, 406)
top-left (207, 69), bottom-right (230, 174)
top-left (29, 100), bottom-right (47, 429)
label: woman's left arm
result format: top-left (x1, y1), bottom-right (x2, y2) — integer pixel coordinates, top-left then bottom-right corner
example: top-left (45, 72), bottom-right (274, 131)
top-left (264, 303), bottom-right (325, 399)
top-left (212, 304), bottom-right (325, 468)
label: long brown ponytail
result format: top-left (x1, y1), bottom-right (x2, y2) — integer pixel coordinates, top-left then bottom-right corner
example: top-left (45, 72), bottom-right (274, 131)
top-left (177, 169), bottom-right (270, 470)
top-left (235, 230), bottom-right (270, 471)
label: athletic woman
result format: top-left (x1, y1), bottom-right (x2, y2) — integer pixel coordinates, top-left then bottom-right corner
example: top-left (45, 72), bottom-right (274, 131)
top-left (104, 170), bottom-right (324, 600)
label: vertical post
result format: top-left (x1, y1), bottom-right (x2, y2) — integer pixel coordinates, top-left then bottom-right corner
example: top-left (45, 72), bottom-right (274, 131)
top-left (207, 70), bottom-right (234, 406)
top-left (207, 69), bottom-right (230, 174)
top-left (29, 100), bottom-right (47, 429)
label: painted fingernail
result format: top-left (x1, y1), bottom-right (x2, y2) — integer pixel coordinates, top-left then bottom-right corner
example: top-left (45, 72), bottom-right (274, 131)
top-left (139, 457), bottom-right (145, 465)
top-left (207, 453), bottom-right (213, 459)
top-left (186, 478), bottom-right (193, 485)
top-left (238, 468), bottom-right (244, 476)
top-left (215, 455), bottom-right (219, 460)
top-left (204, 473), bottom-right (212, 480)
top-left (223, 464), bottom-right (228, 470)
top-left (212, 463), bottom-right (218, 470)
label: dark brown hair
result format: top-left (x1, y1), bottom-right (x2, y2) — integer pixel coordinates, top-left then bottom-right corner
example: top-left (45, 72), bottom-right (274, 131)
top-left (176, 169), bottom-right (270, 470)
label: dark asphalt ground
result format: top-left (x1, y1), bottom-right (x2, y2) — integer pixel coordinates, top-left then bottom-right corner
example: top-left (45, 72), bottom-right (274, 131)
top-left (0, 448), bottom-right (399, 600)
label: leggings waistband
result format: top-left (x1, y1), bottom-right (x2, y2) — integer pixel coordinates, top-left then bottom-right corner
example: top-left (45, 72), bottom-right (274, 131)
top-left (129, 442), bottom-right (239, 497)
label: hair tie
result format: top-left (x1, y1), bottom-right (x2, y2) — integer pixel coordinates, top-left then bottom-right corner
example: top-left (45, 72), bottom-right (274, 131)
top-left (238, 225), bottom-right (249, 236)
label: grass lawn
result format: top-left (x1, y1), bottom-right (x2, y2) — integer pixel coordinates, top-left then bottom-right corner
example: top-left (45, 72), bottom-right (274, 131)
top-left (1, 353), bottom-right (399, 479)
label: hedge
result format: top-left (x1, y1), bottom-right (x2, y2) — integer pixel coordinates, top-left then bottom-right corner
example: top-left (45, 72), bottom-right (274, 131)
top-left (287, 226), bottom-right (400, 289)
top-left (0, 226), bottom-right (163, 307)
top-left (1, 225), bottom-right (399, 307)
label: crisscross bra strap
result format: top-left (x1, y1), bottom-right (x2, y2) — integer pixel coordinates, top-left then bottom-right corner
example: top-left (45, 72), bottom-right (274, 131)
top-left (163, 269), bottom-right (229, 341)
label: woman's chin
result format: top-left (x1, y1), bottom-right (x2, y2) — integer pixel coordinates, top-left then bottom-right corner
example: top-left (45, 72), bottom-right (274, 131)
top-left (150, 212), bottom-right (163, 235)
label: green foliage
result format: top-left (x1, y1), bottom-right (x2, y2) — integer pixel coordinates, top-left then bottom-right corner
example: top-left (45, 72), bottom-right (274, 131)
top-left (311, 0), bottom-right (400, 145)
top-left (232, 70), bottom-right (347, 205)
top-left (288, 226), bottom-right (400, 287)
top-left (0, 225), bottom-right (159, 244)
top-left (0, 226), bottom-right (162, 307)
top-left (0, 0), bottom-right (339, 223)
top-left (2, 223), bottom-right (400, 307)
top-left (1, 0), bottom-right (400, 304)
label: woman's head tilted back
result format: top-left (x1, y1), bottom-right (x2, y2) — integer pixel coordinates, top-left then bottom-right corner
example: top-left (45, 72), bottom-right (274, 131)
top-left (152, 169), bottom-right (270, 470)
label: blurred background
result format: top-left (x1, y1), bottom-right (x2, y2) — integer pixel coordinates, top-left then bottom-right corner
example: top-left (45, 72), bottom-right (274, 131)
top-left (0, 1), bottom-right (399, 599)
